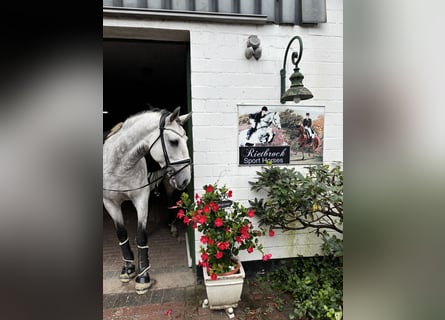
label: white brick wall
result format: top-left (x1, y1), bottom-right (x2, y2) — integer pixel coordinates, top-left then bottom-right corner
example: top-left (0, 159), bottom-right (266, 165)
top-left (104, 0), bottom-right (343, 263)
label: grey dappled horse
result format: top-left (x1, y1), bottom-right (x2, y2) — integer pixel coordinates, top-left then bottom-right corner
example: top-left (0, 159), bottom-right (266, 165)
top-left (103, 107), bottom-right (192, 294)
top-left (239, 111), bottom-right (282, 146)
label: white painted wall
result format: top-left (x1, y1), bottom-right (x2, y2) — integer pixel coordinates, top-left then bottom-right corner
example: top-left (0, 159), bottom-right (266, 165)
top-left (104, 0), bottom-right (343, 263)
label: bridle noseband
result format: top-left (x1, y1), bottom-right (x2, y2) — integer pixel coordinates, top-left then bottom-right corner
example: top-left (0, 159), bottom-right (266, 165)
top-left (103, 111), bottom-right (192, 192)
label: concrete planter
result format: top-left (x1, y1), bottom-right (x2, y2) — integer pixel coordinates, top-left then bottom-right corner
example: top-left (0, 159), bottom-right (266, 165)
top-left (203, 261), bottom-right (245, 310)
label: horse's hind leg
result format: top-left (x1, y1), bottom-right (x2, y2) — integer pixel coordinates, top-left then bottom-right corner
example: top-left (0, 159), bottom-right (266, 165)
top-left (133, 195), bottom-right (151, 294)
top-left (103, 199), bottom-right (136, 283)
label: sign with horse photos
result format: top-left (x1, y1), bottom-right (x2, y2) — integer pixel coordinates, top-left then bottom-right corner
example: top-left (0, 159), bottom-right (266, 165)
top-left (238, 105), bottom-right (325, 165)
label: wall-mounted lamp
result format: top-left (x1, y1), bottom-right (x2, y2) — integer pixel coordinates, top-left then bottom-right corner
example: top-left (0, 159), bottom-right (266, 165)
top-left (280, 36), bottom-right (313, 104)
top-left (245, 35), bottom-right (262, 60)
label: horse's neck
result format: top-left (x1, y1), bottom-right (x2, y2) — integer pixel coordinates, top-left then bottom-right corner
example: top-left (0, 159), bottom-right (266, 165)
top-left (105, 113), bottom-right (160, 173)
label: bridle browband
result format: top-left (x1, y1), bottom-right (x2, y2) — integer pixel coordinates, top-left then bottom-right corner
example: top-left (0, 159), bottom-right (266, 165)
top-left (103, 111), bottom-right (192, 192)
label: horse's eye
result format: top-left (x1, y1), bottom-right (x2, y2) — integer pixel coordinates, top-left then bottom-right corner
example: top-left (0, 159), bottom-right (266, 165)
top-left (170, 139), bottom-right (179, 146)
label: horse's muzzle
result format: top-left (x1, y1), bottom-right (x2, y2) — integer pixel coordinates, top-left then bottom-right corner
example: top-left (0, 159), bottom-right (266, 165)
top-left (166, 160), bottom-right (192, 191)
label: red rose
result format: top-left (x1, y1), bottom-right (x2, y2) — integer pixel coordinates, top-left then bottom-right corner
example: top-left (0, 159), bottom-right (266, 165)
top-left (201, 252), bottom-right (208, 261)
top-left (215, 251), bottom-right (223, 259)
top-left (247, 209), bottom-right (255, 218)
top-left (210, 201), bottom-right (219, 212)
top-left (198, 215), bottom-right (207, 224)
top-left (203, 205), bottom-right (210, 214)
top-left (235, 236), bottom-right (242, 244)
top-left (214, 218), bottom-right (223, 227)
top-left (176, 209), bottom-right (184, 219)
top-left (211, 273), bottom-right (217, 280)
top-left (206, 185), bottom-right (213, 193)
top-left (217, 241), bottom-right (229, 250)
top-left (200, 235), bottom-right (208, 244)
top-left (269, 229), bottom-right (275, 237)
top-left (262, 253), bottom-right (272, 261)
top-left (228, 190), bottom-right (233, 198)
top-left (247, 247), bottom-right (253, 253)
top-left (183, 216), bottom-right (190, 224)
top-left (195, 193), bottom-right (200, 200)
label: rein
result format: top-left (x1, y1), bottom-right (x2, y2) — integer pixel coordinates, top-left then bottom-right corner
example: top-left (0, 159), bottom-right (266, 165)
top-left (103, 111), bottom-right (192, 192)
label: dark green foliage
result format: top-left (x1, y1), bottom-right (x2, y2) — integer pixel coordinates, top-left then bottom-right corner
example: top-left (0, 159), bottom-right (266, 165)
top-left (262, 257), bottom-right (343, 320)
top-left (249, 164), bottom-right (343, 256)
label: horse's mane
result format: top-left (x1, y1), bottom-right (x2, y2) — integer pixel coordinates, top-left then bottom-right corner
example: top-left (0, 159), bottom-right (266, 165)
top-left (121, 108), bottom-right (169, 130)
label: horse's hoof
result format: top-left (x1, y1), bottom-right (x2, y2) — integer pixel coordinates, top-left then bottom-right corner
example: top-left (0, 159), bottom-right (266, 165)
top-left (135, 285), bottom-right (150, 295)
top-left (135, 274), bottom-right (151, 294)
top-left (119, 264), bottom-right (136, 283)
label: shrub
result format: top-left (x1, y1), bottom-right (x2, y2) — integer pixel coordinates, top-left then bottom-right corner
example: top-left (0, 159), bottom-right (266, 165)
top-left (249, 164), bottom-right (343, 256)
top-left (262, 256), bottom-right (342, 320)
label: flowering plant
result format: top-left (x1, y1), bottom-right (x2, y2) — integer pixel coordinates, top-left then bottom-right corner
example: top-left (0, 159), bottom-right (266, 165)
top-left (176, 184), bottom-right (272, 280)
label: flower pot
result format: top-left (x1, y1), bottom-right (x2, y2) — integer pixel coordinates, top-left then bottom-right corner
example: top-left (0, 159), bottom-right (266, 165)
top-left (203, 260), bottom-right (245, 310)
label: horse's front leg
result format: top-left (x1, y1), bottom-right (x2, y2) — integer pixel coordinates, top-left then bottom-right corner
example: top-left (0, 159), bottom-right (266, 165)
top-left (133, 195), bottom-right (152, 294)
top-left (267, 129), bottom-right (275, 143)
top-left (103, 199), bottom-right (136, 283)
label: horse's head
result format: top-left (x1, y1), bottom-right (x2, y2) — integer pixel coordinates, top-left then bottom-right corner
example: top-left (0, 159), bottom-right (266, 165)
top-left (272, 112), bottom-right (282, 129)
top-left (150, 107), bottom-right (192, 190)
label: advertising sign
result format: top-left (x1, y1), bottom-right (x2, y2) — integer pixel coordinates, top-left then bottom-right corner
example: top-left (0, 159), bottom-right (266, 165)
top-left (238, 105), bottom-right (325, 165)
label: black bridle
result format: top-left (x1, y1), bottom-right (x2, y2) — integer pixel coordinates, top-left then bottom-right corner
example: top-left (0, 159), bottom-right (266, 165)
top-left (103, 111), bottom-right (192, 192)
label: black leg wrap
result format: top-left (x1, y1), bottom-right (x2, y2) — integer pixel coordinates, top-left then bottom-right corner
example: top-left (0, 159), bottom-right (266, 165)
top-left (120, 241), bottom-right (134, 262)
top-left (134, 225), bottom-right (151, 293)
top-left (119, 261), bottom-right (136, 282)
top-left (116, 224), bottom-right (134, 261)
top-left (135, 246), bottom-right (151, 293)
top-left (137, 247), bottom-right (150, 273)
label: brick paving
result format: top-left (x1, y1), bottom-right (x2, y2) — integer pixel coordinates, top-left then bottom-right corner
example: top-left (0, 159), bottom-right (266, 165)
top-left (103, 199), bottom-right (294, 319)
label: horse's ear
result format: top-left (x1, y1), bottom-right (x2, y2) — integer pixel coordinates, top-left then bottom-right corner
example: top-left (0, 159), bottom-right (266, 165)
top-left (169, 107), bottom-right (182, 123)
top-left (179, 112), bottom-right (192, 125)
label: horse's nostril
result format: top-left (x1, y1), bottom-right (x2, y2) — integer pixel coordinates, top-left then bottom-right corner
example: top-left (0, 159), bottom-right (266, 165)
top-left (179, 179), bottom-right (190, 190)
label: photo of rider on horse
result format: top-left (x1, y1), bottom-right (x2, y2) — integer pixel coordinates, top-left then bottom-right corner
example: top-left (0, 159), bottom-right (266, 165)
top-left (238, 104), bottom-right (324, 164)
top-left (246, 106), bottom-right (268, 140)
top-left (303, 112), bottom-right (315, 143)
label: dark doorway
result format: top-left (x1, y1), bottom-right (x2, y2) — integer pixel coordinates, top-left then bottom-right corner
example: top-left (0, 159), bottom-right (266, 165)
top-left (103, 37), bottom-right (191, 227)
top-left (103, 39), bottom-right (189, 132)
top-left (103, 36), bottom-right (191, 256)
